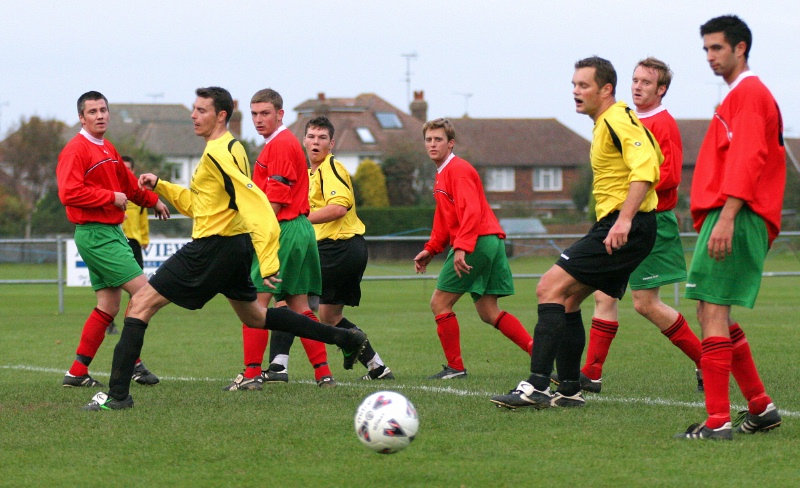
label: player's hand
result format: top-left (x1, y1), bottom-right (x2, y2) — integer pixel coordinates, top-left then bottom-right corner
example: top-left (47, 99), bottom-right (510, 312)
top-left (263, 274), bottom-right (282, 289)
top-left (707, 218), bottom-right (734, 261)
top-left (413, 250), bottom-right (432, 274)
top-left (153, 200), bottom-right (171, 220)
top-left (113, 192), bottom-right (128, 210)
top-left (139, 173), bottom-right (159, 190)
top-left (453, 249), bottom-right (472, 278)
top-left (603, 219), bottom-right (631, 254)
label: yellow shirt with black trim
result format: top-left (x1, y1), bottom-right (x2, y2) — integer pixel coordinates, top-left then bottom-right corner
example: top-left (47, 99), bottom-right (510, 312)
top-left (154, 131), bottom-right (280, 278)
top-left (308, 154), bottom-right (366, 241)
top-left (122, 202), bottom-right (149, 245)
top-left (591, 101), bottom-right (662, 220)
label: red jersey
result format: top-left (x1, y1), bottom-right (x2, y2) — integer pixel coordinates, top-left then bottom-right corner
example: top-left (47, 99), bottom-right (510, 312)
top-left (690, 73), bottom-right (786, 246)
top-left (637, 107), bottom-right (682, 212)
top-left (57, 130), bottom-right (158, 225)
top-left (424, 154), bottom-right (506, 255)
top-left (252, 126), bottom-right (309, 221)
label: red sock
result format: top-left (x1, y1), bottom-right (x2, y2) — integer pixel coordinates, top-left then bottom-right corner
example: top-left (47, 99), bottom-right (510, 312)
top-left (435, 312), bottom-right (463, 371)
top-left (661, 314), bottom-right (702, 367)
top-left (494, 311), bottom-right (533, 355)
top-left (581, 318), bottom-right (618, 380)
top-left (242, 324), bottom-right (269, 378)
top-left (70, 308), bottom-right (114, 376)
top-left (729, 323), bottom-right (772, 414)
top-left (300, 310), bottom-right (331, 380)
top-left (701, 337), bottom-right (732, 428)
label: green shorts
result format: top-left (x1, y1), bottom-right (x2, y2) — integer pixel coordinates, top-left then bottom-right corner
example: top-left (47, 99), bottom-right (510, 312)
top-left (629, 211), bottom-right (687, 290)
top-left (74, 223), bottom-right (143, 291)
top-left (436, 234), bottom-right (514, 302)
top-left (685, 207), bottom-right (768, 308)
top-left (251, 216), bottom-right (322, 300)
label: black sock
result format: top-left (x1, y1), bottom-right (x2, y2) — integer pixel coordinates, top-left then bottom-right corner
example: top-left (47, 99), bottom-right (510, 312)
top-left (268, 331), bottom-right (296, 363)
top-left (335, 318), bottom-right (376, 366)
top-left (265, 307), bottom-right (349, 346)
top-left (555, 310), bottom-right (585, 395)
top-left (529, 303), bottom-right (565, 389)
top-left (108, 318), bottom-right (148, 400)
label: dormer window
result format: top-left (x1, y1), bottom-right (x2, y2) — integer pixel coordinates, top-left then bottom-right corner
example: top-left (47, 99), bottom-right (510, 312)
top-left (375, 112), bottom-right (402, 129)
top-left (355, 127), bottom-right (376, 144)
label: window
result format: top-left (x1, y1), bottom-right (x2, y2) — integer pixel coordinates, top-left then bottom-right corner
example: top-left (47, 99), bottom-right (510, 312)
top-left (484, 168), bottom-right (515, 192)
top-left (375, 112), bottom-right (403, 129)
top-left (533, 168), bottom-right (563, 191)
top-left (355, 127), bottom-right (376, 144)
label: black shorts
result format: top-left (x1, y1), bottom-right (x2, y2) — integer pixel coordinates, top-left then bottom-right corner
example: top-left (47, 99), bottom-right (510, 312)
top-left (149, 234), bottom-right (257, 310)
top-left (556, 211), bottom-right (656, 299)
top-left (318, 235), bottom-right (368, 306)
top-left (127, 239), bottom-right (144, 270)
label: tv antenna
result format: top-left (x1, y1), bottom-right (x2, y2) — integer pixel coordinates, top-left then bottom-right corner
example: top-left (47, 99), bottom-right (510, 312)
top-left (454, 92), bottom-right (473, 117)
top-left (146, 93), bottom-right (165, 103)
top-left (401, 52), bottom-right (417, 105)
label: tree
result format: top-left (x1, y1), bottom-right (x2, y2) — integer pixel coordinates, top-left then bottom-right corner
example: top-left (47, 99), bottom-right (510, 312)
top-left (381, 136), bottom-right (431, 206)
top-left (571, 163), bottom-right (594, 219)
top-left (353, 159), bottom-right (389, 207)
top-left (0, 184), bottom-right (26, 236)
top-left (0, 116), bottom-right (67, 237)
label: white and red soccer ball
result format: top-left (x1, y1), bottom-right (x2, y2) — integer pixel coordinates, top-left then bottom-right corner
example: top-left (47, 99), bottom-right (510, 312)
top-left (354, 391), bottom-right (419, 454)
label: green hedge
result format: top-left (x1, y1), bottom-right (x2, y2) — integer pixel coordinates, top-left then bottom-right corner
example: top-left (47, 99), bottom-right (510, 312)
top-left (358, 206), bottom-right (435, 236)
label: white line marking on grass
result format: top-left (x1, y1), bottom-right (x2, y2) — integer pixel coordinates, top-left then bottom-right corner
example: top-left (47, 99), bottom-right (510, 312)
top-left (6, 363), bottom-right (798, 418)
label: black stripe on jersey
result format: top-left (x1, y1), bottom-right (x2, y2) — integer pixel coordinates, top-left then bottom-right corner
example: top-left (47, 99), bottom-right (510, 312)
top-left (319, 156), bottom-right (352, 210)
top-left (625, 107), bottom-right (657, 149)
top-left (604, 120), bottom-right (623, 155)
top-left (207, 154), bottom-right (238, 211)
top-left (227, 139), bottom-right (248, 176)
top-left (270, 175), bottom-right (291, 186)
top-left (776, 102), bottom-right (785, 147)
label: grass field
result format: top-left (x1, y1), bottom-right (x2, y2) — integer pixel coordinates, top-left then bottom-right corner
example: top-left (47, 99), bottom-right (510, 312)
top-left (1, 255), bottom-right (799, 487)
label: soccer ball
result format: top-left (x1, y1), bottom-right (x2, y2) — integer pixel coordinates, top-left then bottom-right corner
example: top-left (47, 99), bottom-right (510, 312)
top-left (354, 391), bottom-right (419, 454)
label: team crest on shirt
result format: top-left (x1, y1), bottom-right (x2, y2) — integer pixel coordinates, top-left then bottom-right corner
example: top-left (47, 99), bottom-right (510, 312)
top-left (247, 183), bottom-right (253, 188)
top-left (634, 141), bottom-right (641, 146)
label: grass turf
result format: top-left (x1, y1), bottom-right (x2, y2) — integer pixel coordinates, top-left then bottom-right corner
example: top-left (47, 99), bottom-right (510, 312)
top-left (0, 256), bottom-right (798, 486)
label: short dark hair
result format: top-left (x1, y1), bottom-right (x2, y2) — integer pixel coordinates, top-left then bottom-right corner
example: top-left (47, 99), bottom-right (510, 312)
top-left (636, 57), bottom-right (674, 98)
top-left (575, 56), bottom-right (617, 95)
top-left (701, 15), bottom-right (752, 60)
top-left (77, 91), bottom-right (108, 115)
top-left (422, 118), bottom-right (456, 141)
top-left (122, 155), bottom-right (134, 168)
top-left (251, 88), bottom-right (283, 110)
top-left (305, 115), bottom-right (335, 138)
top-left (195, 86), bottom-right (234, 123)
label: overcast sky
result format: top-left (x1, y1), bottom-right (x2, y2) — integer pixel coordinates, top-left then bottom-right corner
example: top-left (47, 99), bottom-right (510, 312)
top-left (2, 1), bottom-right (798, 144)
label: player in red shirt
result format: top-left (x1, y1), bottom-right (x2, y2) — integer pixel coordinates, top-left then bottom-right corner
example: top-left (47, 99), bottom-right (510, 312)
top-left (224, 88), bottom-right (334, 390)
top-left (414, 118), bottom-right (532, 379)
top-left (57, 91), bottom-right (170, 388)
top-left (676, 15), bottom-right (784, 440)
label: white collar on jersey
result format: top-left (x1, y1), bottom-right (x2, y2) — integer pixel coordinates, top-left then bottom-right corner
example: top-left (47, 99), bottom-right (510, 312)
top-left (437, 152), bottom-right (456, 174)
top-left (635, 105), bottom-right (668, 119)
top-left (728, 70), bottom-right (756, 91)
top-left (79, 128), bottom-right (104, 145)
top-left (262, 125), bottom-right (287, 145)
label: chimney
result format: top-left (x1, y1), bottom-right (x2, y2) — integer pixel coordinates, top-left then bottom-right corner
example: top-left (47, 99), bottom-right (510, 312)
top-left (230, 99), bottom-right (242, 138)
top-left (314, 92), bottom-right (330, 117)
top-left (410, 90), bottom-right (428, 122)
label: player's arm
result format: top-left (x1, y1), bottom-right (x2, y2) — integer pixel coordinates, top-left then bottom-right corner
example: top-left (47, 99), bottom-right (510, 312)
top-left (140, 173), bottom-right (190, 218)
top-left (707, 196), bottom-right (744, 261)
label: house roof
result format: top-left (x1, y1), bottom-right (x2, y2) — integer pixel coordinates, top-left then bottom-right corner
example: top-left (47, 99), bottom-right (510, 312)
top-left (288, 93), bottom-right (424, 156)
top-left (675, 119), bottom-right (711, 168)
top-left (64, 103), bottom-right (204, 158)
top-left (448, 118), bottom-right (589, 167)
